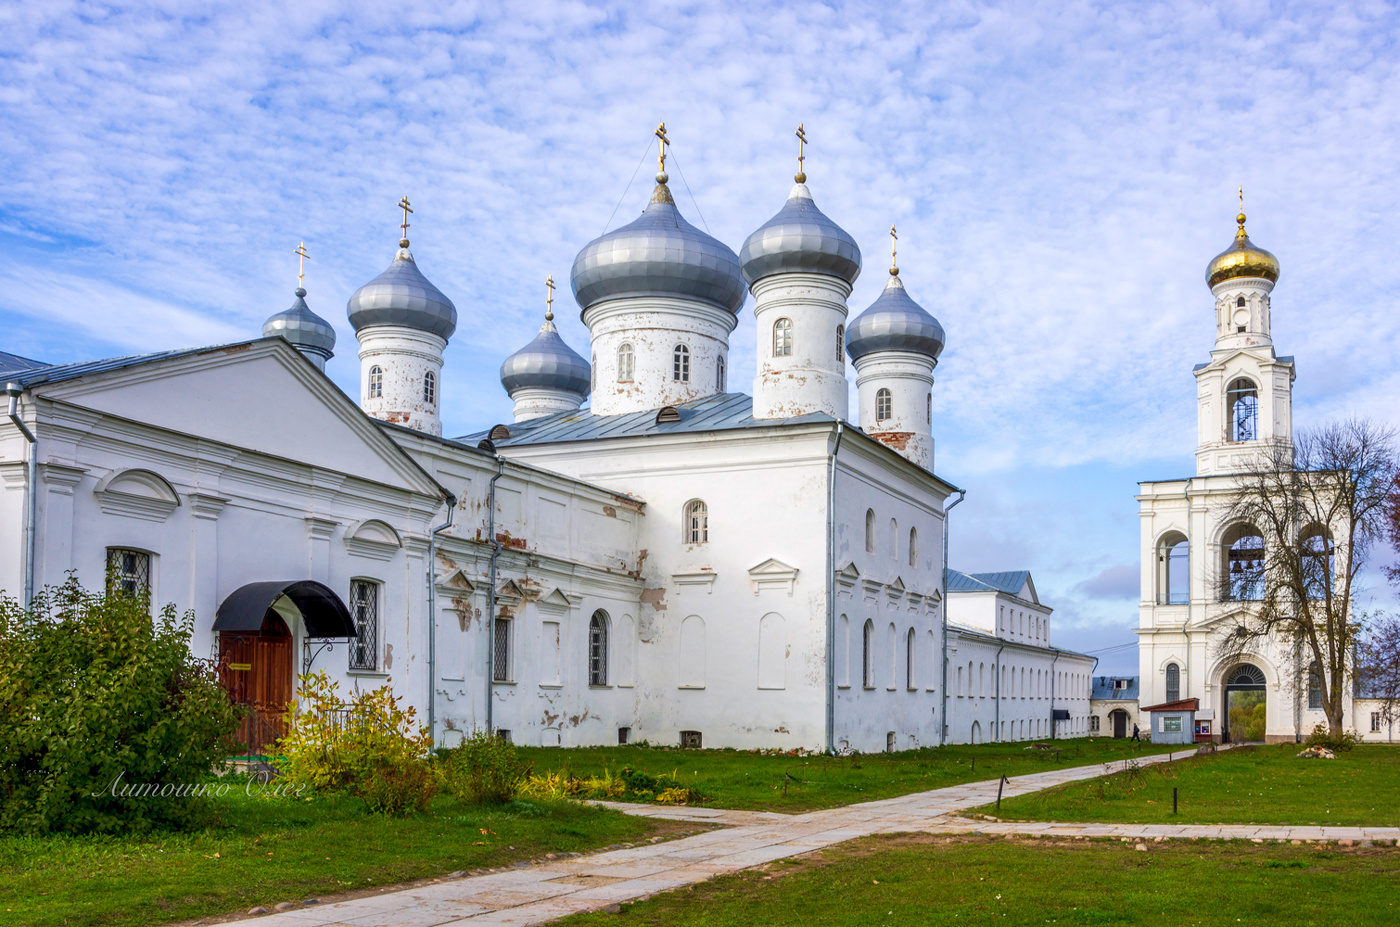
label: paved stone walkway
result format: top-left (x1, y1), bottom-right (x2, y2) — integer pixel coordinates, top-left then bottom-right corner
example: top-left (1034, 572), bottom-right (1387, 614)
top-left (223, 749), bottom-right (1400, 927)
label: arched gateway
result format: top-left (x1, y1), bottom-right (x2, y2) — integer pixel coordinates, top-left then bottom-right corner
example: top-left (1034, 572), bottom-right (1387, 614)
top-left (1223, 664), bottom-right (1267, 743)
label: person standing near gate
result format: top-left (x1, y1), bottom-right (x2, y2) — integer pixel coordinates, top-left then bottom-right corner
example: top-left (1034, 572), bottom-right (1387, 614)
top-left (1131, 723), bottom-right (1141, 742)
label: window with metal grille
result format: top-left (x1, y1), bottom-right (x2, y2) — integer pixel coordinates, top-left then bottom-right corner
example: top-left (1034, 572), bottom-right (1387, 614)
top-left (836, 325), bottom-right (845, 362)
top-left (672, 344), bottom-right (690, 382)
top-left (493, 617), bottom-right (512, 682)
top-left (680, 730), bottom-right (702, 748)
top-left (772, 318), bottom-right (793, 356)
top-left (617, 343), bottom-right (634, 382)
top-left (716, 355), bottom-right (725, 391)
top-left (862, 619), bottom-right (874, 688)
top-left (1308, 665), bottom-right (1322, 710)
top-left (683, 499), bottom-right (708, 545)
top-left (368, 365), bottom-right (383, 399)
top-left (876, 388), bottom-right (892, 421)
top-left (349, 580), bottom-right (379, 670)
top-left (423, 371), bottom-right (436, 405)
top-left (106, 548), bottom-right (150, 597)
top-left (1165, 663), bottom-right (1180, 702)
top-left (588, 611), bottom-right (609, 686)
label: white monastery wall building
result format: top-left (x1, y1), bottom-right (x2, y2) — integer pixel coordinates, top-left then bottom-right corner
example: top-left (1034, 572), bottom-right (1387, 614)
top-left (0, 131), bottom-right (1095, 753)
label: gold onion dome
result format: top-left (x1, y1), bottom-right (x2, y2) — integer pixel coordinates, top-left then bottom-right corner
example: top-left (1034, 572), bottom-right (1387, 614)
top-left (1206, 210), bottom-right (1279, 288)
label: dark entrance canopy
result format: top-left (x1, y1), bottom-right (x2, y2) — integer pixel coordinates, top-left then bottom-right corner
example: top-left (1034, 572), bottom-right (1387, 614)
top-left (213, 581), bottom-right (356, 639)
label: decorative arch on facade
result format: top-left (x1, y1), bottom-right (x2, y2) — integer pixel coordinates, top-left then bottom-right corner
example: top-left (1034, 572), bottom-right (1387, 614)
top-left (94, 467), bottom-right (182, 522)
top-left (678, 615), bottom-right (706, 687)
top-left (757, 612), bottom-right (786, 689)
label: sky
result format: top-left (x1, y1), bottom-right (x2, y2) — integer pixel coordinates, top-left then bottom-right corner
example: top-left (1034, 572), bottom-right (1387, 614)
top-left (3, 0), bottom-right (1399, 673)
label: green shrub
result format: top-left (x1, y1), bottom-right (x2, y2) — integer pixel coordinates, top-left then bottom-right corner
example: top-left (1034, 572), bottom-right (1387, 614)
top-left (0, 577), bottom-right (241, 835)
top-left (437, 731), bottom-right (529, 804)
top-left (1304, 723), bottom-right (1358, 752)
top-left (276, 672), bottom-right (436, 813)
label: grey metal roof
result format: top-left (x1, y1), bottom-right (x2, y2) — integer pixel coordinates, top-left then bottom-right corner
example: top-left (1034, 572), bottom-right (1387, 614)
top-left (1091, 675), bottom-right (1140, 701)
top-left (571, 180), bottom-right (746, 317)
top-left (459, 391), bottom-right (835, 447)
top-left (947, 570), bottom-right (1032, 596)
top-left (2, 345), bottom-right (222, 389)
top-left (347, 247), bottom-right (458, 340)
top-left (499, 320), bottom-right (591, 397)
top-left (846, 273), bottom-right (946, 362)
top-left (739, 183), bottom-right (861, 286)
top-left (0, 351), bottom-right (50, 379)
top-left (263, 288), bottom-right (336, 360)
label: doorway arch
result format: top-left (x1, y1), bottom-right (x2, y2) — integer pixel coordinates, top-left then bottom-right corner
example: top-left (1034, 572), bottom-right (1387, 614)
top-left (1109, 709), bottom-right (1129, 739)
top-left (1223, 663), bottom-right (1267, 743)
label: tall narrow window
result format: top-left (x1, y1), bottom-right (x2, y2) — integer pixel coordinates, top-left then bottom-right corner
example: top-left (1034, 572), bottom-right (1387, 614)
top-left (1236, 295), bottom-right (1246, 307)
top-left (716, 355), bottom-right (725, 391)
top-left (836, 325), bottom-right (845, 363)
top-left (1301, 527), bottom-right (1335, 599)
top-left (908, 527), bottom-right (918, 568)
top-left (862, 620), bottom-right (874, 688)
top-left (1308, 664), bottom-right (1322, 710)
top-left (773, 318), bottom-right (793, 356)
top-left (106, 548), bottom-right (150, 597)
top-left (1227, 378), bottom-right (1258, 442)
top-left (591, 355), bottom-right (597, 392)
top-left (492, 617), bottom-right (512, 682)
top-left (1157, 533), bottom-right (1189, 605)
top-left (906, 628), bottom-right (916, 689)
top-left (423, 370), bottom-right (436, 405)
top-left (617, 343), bottom-right (635, 382)
top-left (684, 499), bottom-right (708, 545)
top-left (889, 518), bottom-right (898, 561)
top-left (349, 579), bottom-right (380, 671)
top-left (673, 344), bottom-right (690, 382)
top-left (865, 509), bottom-right (876, 553)
top-left (876, 388), bottom-right (892, 422)
top-left (1165, 662), bottom-right (1180, 702)
top-left (927, 393), bottom-right (931, 424)
top-left (589, 611), bottom-right (609, 686)
top-left (368, 365), bottom-right (383, 399)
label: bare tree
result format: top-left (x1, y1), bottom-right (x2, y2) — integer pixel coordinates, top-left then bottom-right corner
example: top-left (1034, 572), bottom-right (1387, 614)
top-left (1216, 419), bottom-right (1397, 738)
top-left (1358, 613), bottom-right (1400, 742)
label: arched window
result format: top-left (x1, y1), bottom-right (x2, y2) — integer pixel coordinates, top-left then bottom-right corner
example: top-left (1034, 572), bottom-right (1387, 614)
top-left (906, 628), bottom-right (916, 689)
top-left (588, 611), bottom-right (609, 686)
top-left (889, 518), bottom-right (898, 560)
top-left (865, 509), bottom-right (876, 553)
top-left (716, 355), bottom-right (725, 391)
top-left (836, 325), bottom-right (845, 363)
top-left (1222, 523), bottom-right (1265, 601)
top-left (773, 318), bottom-right (793, 356)
top-left (927, 393), bottom-right (931, 425)
top-left (876, 388), bottom-right (892, 422)
top-left (1301, 526), bottom-right (1335, 598)
top-left (617, 343), bottom-right (635, 382)
top-left (1308, 663), bottom-right (1322, 710)
top-left (1236, 295), bottom-right (1246, 308)
top-left (673, 344), bottom-right (690, 382)
top-left (1157, 532), bottom-right (1190, 605)
top-left (591, 355), bottom-right (597, 392)
top-left (683, 499), bottom-right (708, 545)
top-left (862, 619), bottom-right (874, 688)
top-left (368, 365), bottom-right (383, 399)
top-left (1227, 378), bottom-right (1258, 442)
top-left (908, 528), bottom-right (918, 568)
top-left (423, 371), bottom-right (436, 405)
top-left (1165, 662), bottom-right (1180, 702)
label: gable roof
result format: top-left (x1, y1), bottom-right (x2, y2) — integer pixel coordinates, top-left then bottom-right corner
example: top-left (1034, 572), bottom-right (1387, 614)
top-left (947, 569), bottom-right (1033, 598)
top-left (1091, 675), bottom-right (1139, 700)
top-left (0, 351), bottom-right (51, 378)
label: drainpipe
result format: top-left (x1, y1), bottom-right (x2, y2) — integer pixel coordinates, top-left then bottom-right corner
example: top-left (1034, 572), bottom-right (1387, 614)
top-left (940, 489), bottom-right (966, 746)
top-left (993, 639), bottom-right (1006, 742)
top-left (426, 490), bottom-right (457, 744)
top-left (1049, 649), bottom-right (1062, 740)
top-left (6, 383), bottom-right (36, 606)
top-left (1181, 478), bottom-right (1193, 717)
top-left (485, 456), bottom-right (505, 736)
top-left (825, 422), bottom-right (845, 754)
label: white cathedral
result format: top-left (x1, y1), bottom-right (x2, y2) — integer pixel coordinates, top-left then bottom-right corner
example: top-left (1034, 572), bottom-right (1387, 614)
top-left (0, 133), bottom-right (1095, 753)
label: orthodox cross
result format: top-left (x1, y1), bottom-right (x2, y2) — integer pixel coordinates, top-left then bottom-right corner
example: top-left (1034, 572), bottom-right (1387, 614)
top-left (545, 275), bottom-right (555, 322)
top-left (295, 241), bottom-right (309, 290)
top-left (655, 122), bottom-right (669, 174)
top-left (399, 196), bottom-right (413, 244)
top-left (1237, 186), bottom-right (1247, 233)
top-left (890, 225), bottom-right (898, 274)
top-left (795, 123), bottom-right (807, 182)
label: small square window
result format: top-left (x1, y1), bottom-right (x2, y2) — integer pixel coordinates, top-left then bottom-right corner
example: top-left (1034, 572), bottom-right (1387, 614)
top-left (680, 730), bottom-right (702, 749)
top-left (106, 548), bottom-right (151, 597)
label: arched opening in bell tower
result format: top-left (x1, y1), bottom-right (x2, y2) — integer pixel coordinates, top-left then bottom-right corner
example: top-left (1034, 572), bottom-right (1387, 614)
top-left (1226, 378), bottom-right (1258, 443)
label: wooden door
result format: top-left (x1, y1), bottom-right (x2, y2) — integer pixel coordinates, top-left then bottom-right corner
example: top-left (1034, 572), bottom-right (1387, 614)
top-left (1112, 711), bottom-right (1127, 739)
top-left (219, 612), bottom-right (293, 756)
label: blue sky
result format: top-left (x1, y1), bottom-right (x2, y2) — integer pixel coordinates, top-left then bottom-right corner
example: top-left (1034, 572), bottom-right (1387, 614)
top-left (3, 1), bottom-right (1399, 672)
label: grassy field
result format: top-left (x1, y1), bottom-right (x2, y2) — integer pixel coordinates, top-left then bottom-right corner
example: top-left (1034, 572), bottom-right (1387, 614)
top-left (517, 738), bottom-right (1176, 812)
top-left (0, 789), bottom-right (680, 927)
top-left (983, 743), bottom-right (1400, 827)
top-left (560, 834), bottom-right (1400, 927)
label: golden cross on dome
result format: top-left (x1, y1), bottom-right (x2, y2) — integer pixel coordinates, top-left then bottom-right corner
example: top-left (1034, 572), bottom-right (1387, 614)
top-left (655, 122), bottom-right (669, 174)
top-left (398, 196), bottom-right (414, 244)
top-left (1237, 186), bottom-right (1247, 234)
top-left (890, 225), bottom-right (899, 275)
top-left (795, 123), bottom-right (808, 182)
top-left (294, 241), bottom-right (309, 290)
top-left (545, 275), bottom-right (555, 322)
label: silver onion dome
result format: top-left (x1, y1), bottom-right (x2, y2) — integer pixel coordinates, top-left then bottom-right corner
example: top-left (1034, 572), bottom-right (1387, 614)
top-left (846, 273), bottom-right (946, 362)
top-left (263, 288), bottom-right (336, 361)
top-left (571, 179), bottom-right (746, 316)
top-left (499, 318), bottom-right (591, 397)
top-left (347, 246), bottom-right (457, 340)
top-left (739, 183), bottom-right (862, 286)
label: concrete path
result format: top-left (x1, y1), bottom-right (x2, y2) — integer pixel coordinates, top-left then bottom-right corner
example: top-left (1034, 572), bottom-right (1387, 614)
top-left (221, 749), bottom-right (1399, 927)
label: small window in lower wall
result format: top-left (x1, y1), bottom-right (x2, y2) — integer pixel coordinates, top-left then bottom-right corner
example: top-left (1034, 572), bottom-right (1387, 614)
top-left (885, 731), bottom-right (896, 752)
top-left (349, 579), bottom-right (380, 671)
top-left (618, 726), bottom-right (631, 745)
top-left (1372, 712), bottom-right (1382, 733)
top-left (1090, 715), bottom-right (1100, 732)
top-left (1162, 716), bottom-right (1183, 733)
top-left (106, 548), bottom-right (151, 597)
top-left (680, 730), bottom-right (702, 749)
top-left (493, 618), bottom-right (512, 682)
top-left (496, 729), bottom-right (512, 744)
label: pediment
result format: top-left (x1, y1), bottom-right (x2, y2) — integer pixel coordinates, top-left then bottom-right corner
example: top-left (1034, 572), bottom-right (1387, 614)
top-left (439, 569), bottom-right (476, 592)
top-left (537, 587), bottom-right (576, 614)
top-left (94, 467), bottom-right (181, 522)
top-left (345, 518), bottom-right (403, 561)
top-left (495, 578), bottom-right (525, 603)
top-left (748, 558), bottom-right (799, 596)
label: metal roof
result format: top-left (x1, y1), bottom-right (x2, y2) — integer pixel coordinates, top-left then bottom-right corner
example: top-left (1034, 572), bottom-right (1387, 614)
top-left (1, 345), bottom-right (229, 389)
top-left (263, 288), bottom-right (336, 360)
top-left (0, 351), bottom-right (51, 379)
top-left (739, 183), bottom-right (861, 286)
top-left (946, 569), bottom-right (1032, 596)
top-left (347, 247), bottom-right (458, 340)
top-left (1091, 675), bottom-right (1140, 701)
top-left (499, 320), bottom-right (590, 397)
top-left (846, 273), bottom-right (946, 362)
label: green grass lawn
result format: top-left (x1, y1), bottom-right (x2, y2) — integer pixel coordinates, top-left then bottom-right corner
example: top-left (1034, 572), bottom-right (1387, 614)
top-left (517, 738), bottom-right (1177, 812)
top-left (983, 743), bottom-right (1400, 827)
top-left (560, 834), bottom-right (1400, 927)
top-left (0, 789), bottom-right (681, 927)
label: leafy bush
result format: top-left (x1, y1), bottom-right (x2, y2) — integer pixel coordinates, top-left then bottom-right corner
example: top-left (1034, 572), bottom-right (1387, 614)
top-left (0, 578), bottom-right (241, 835)
top-left (276, 672), bottom-right (435, 813)
top-left (1304, 723), bottom-right (1357, 752)
top-left (437, 731), bottom-right (529, 804)
top-left (515, 765), bottom-right (705, 805)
